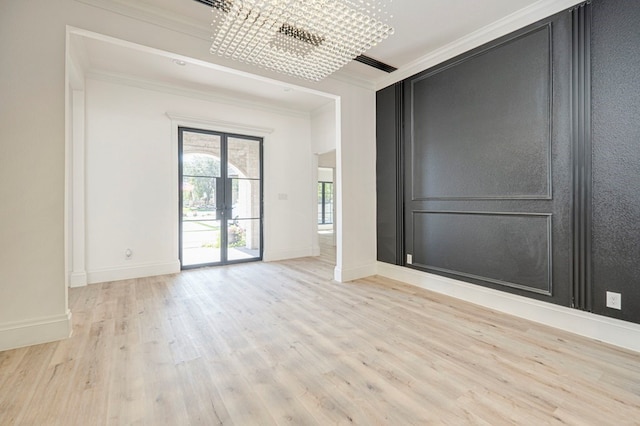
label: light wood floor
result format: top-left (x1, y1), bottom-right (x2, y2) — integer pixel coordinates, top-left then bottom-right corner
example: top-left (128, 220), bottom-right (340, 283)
top-left (1, 235), bottom-right (639, 425)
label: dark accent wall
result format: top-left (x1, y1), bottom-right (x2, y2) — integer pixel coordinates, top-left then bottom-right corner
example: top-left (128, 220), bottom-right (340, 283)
top-left (590, 0), bottom-right (640, 323)
top-left (376, 0), bottom-right (640, 324)
top-left (376, 83), bottom-right (404, 265)
top-left (404, 13), bottom-right (573, 306)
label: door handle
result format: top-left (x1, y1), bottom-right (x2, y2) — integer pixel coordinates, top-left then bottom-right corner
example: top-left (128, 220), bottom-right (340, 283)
top-left (225, 177), bottom-right (234, 219)
top-left (215, 177), bottom-right (224, 220)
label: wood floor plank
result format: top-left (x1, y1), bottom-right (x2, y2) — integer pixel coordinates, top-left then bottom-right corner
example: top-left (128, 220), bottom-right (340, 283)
top-left (1, 233), bottom-right (640, 424)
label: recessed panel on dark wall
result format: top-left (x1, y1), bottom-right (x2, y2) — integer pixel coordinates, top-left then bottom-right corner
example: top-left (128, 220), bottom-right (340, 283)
top-left (410, 25), bottom-right (552, 200)
top-left (412, 211), bottom-right (552, 294)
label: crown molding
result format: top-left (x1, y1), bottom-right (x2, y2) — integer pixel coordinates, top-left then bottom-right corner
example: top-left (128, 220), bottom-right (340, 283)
top-left (375, 0), bottom-right (586, 90)
top-left (86, 70), bottom-right (311, 119)
top-left (329, 70), bottom-right (377, 91)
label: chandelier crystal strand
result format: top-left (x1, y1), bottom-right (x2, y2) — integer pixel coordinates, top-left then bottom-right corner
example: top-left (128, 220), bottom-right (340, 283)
top-left (209, 0), bottom-right (394, 81)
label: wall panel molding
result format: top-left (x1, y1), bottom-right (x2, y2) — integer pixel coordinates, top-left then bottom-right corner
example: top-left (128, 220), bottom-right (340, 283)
top-left (409, 23), bottom-right (553, 201)
top-left (376, 82), bottom-right (405, 265)
top-left (394, 83), bottom-right (405, 265)
top-left (571, 3), bottom-right (592, 311)
top-left (411, 211), bottom-right (553, 295)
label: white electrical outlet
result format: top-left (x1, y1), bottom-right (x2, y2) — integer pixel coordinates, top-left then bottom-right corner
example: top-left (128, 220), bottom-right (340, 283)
top-left (407, 254), bottom-right (413, 265)
top-left (606, 291), bottom-right (621, 310)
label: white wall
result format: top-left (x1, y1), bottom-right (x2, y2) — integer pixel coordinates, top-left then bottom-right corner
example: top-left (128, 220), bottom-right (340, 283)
top-left (85, 78), bottom-right (178, 281)
top-left (0, 0), bottom-right (376, 350)
top-left (311, 102), bottom-right (336, 155)
top-left (0, 2), bottom-right (71, 350)
top-left (84, 77), bottom-right (317, 282)
top-left (333, 84), bottom-right (377, 281)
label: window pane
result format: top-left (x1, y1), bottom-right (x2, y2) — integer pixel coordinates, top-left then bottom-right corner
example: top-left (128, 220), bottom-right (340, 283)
top-left (228, 137), bottom-right (260, 179)
top-left (318, 182), bottom-right (334, 224)
top-left (227, 219), bottom-right (261, 260)
top-left (181, 221), bottom-right (221, 266)
top-left (231, 179), bottom-right (260, 219)
top-left (182, 176), bottom-right (217, 218)
top-left (182, 132), bottom-right (221, 175)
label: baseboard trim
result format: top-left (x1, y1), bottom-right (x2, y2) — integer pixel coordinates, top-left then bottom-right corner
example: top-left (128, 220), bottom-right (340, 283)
top-left (263, 247), bottom-right (313, 262)
top-left (335, 263), bottom-right (377, 283)
top-left (0, 311), bottom-right (73, 352)
top-left (87, 260), bottom-right (180, 284)
top-left (69, 271), bottom-right (88, 288)
top-left (376, 262), bottom-right (640, 353)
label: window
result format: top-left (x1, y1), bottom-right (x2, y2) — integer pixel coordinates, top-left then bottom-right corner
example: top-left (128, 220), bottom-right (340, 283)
top-left (318, 181), bottom-right (333, 225)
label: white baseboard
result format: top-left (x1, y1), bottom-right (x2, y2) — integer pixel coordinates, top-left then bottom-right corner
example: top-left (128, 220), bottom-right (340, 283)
top-left (87, 260), bottom-right (180, 284)
top-left (376, 262), bottom-right (640, 353)
top-left (0, 311), bottom-right (73, 352)
top-left (263, 247), bottom-right (313, 262)
top-left (335, 262), bottom-right (377, 283)
top-left (69, 271), bottom-right (88, 288)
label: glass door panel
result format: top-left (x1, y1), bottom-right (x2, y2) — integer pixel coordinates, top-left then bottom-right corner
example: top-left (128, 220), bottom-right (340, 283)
top-left (231, 179), bottom-right (261, 219)
top-left (180, 130), bottom-right (222, 267)
top-left (227, 136), bottom-right (262, 261)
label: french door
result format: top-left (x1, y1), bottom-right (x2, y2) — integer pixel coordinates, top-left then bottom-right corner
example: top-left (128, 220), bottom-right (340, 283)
top-left (179, 127), bottom-right (263, 268)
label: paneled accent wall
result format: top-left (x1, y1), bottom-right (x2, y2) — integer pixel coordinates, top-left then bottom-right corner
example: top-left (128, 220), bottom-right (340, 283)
top-left (377, 0), bottom-right (640, 323)
top-left (404, 12), bottom-right (572, 306)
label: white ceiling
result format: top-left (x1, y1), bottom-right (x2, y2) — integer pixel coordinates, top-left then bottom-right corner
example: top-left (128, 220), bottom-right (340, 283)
top-left (76, 35), bottom-right (336, 112)
top-left (127, 0), bottom-right (539, 79)
top-left (72, 0), bottom-right (577, 112)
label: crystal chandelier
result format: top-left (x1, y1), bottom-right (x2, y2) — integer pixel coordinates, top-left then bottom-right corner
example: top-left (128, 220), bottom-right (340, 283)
top-left (209, 0), bottom-right (395, 81)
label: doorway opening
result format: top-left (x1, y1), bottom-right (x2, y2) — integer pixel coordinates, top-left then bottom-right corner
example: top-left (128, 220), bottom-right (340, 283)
top-left (179, 127), bottom-right (263, 269)
top-left (317, 155), bottom-right (336, 264)
top-left (318, 176), bottom-right (334, 233)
